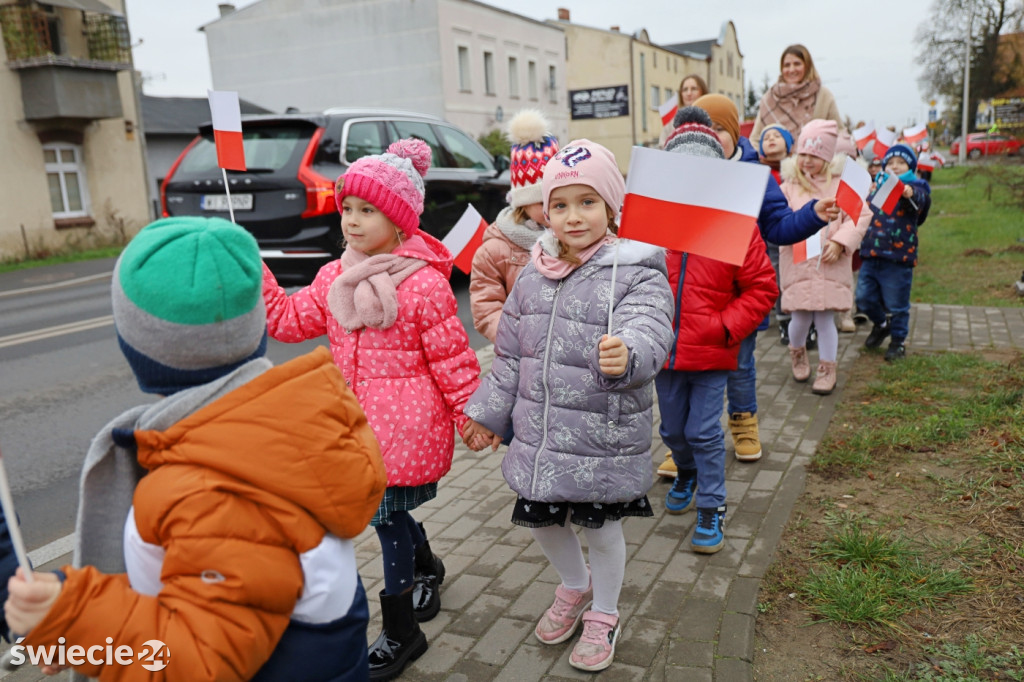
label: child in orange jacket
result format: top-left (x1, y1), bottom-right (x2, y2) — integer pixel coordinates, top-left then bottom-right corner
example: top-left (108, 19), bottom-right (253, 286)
top-left (5, 217), bottom-right (387, 681)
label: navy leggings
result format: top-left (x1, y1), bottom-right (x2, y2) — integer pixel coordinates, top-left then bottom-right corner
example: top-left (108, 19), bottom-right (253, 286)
top-left (375, 511), bottom-right (426, 595)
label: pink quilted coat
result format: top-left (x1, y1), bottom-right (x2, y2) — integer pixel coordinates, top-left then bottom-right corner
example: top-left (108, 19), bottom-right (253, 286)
top-left (262, 231), bottom-right (481, 487)
top-left (778, 155), bottom-right (871, 313)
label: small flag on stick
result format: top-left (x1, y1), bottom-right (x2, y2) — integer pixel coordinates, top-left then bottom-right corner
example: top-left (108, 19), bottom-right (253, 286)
top-left (853, 122), bottom-right (876, 151)
top-left (902, 124), bottom-right (928, 145)
top-left (792, 227), bottom-right (823, 264)
top-left (872, 128), bottom-right (898, 158)
top-left (208, 90), bottom-right (246, 172)
top-left (443, 205), bottom-right (488, 274)
top-left (835, 157), bottom-right (872, 221)
top-left (870, 174), bottom-right (905, 215)
top-left (619, 147), bottom-right (768, 266)
top-left (917, 154), bottom-right (936, 172)
top-left (658, 93), bottom-right (679, 128)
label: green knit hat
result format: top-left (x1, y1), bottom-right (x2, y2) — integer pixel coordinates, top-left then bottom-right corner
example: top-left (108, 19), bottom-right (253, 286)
top-left (112, 216), bottom-right (267, 394)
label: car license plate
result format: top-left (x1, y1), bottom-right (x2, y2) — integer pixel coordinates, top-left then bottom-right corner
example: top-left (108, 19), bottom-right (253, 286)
top-left (201, 194), bottom-right (253, 211)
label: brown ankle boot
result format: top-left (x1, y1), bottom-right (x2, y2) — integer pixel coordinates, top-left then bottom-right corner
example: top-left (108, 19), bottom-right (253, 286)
top-left (789, 346), bottom-right (810, 382)
top-left (811, 361), bottom-right (837, 395)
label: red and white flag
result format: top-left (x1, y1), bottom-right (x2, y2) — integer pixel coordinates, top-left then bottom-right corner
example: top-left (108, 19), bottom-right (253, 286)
top-left (619, 147), bottom-right (769, 266)
top-left (870, 173), bottom-right (905, 215)
top-left (872, 128), bottom-right (898, 158)
top-left (835, 157), bottom-right (872, 222)
top-left (852, 122), bottom-right (876, 151)
top-left (658, 93), bottom-right (679, 128)
top-left (902, 124), bottom-right (928, 145)
top-left (207, 90), bottom-right (246, 171)
top-left (917, 154), bottom-right (936, 172)
top-left (443, 204), bottom-right (488, 274)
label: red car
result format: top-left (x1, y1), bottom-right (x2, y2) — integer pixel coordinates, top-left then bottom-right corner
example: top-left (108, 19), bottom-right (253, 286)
top-left (949, 132), bottom-right (1022, 158)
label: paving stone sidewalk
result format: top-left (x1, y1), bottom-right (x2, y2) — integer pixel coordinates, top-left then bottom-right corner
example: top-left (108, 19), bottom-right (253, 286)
top-left (355, 304), bottom-right (1024, 682)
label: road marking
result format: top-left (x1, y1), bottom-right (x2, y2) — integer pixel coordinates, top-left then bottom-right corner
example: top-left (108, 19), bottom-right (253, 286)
top-left (28, 532), bottom-right (75, 566)
top-left (0, 271), bottom-right (111, 299)
top-left (0, 315), bottom-right (114, 349)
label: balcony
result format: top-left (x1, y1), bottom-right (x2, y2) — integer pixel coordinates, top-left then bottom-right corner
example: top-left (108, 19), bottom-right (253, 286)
top-left (1, 1), bottom-right (131, 121)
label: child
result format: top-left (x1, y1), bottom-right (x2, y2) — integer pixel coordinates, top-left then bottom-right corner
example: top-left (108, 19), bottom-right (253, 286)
top-left (4, 216), bottom-right (387, 680)
top-left (779, 120), bottom-right (871, 393)
top-left (463, 139), bottom-right (674, 672)
top-left (656, 107), bottom-right (778, 554)
top-left (470, 109), bottom-right (559, 342)
top-left (758, 123), bottom-right (794, 182)
top-left (261, 139), bottom-right (482, 680)
top-left (655, 97), bottom-right (832, 479)
top-left (856, 144), bottom-right (931, 361)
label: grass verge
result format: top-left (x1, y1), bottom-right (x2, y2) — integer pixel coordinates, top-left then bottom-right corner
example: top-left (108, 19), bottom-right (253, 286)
top-left (0, 245), bottom-right (123, 275)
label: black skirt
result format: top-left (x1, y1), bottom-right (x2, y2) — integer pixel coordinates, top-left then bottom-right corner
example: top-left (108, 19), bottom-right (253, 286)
top-left (511, 495), bottom-right (653, 529)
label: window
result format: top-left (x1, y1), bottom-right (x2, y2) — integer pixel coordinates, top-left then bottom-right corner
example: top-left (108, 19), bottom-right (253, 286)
top-left (43, 143), bottom-right (89, 218)
top-left (548, 65), bottom-right (557, 103)
top-left (508, 56), bottom-right (519, 98)
top-left (387, 120), bottom-right (444, 168)
top-left (483, 51), bottom-right (495, 95)
top-left (343, 121), bottom-right (386, 164)
top-left (457, 46), bottom-right (471, 91)
top-left (665, 87), bottom-right (673, 102)
top-left (435, 126), bottom-right (495, 171)
top-left (719, 59), bottom-right (723, 75)
top-left (728, 53), bottom-right (734, 78)
top-left (528, 60), bottom-right (538, 100)
top-left (650, 86), bottom-right (660, 110)
top-left (653, 52), bottom-right (657, 68)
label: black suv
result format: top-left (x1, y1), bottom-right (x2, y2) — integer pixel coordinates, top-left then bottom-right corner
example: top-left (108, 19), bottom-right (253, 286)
top-left (160, 108), bottom-right (510, 283)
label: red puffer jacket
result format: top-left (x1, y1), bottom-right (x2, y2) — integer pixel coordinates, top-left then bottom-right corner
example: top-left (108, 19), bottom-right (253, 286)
top-left (663, 226), bottom-right (778, 371)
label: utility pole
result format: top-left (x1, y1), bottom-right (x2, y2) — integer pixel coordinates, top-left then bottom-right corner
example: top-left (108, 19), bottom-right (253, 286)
top-left (959, 1), bottom-right (974, 165)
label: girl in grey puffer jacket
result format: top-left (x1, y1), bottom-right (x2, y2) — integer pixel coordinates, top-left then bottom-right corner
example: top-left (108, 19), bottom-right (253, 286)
top-left (463, 139), bottom-right (673, 672)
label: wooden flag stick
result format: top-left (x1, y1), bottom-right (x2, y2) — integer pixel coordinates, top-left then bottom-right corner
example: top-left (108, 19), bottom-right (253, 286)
top-left (222, 168), bottom-right (236, 224)
top-left (0, 447), bottom-right (32, 582)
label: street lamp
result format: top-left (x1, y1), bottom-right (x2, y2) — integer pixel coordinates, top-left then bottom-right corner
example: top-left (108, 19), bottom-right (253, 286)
top-left (959, 2), bottom-right (974, 166)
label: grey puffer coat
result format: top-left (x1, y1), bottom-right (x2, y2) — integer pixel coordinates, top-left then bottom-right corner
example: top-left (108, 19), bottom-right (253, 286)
top-left (465, 239), bottom-right (674, 504)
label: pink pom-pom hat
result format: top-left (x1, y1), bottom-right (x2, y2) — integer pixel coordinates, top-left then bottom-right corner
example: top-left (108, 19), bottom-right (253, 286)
top-left (334, 138), bottom-right (432, 237)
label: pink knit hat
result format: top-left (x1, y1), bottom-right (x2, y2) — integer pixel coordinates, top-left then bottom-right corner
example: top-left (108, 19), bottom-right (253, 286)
top-left (542, 139), bottom-right (625, 220)
top-left (334, 138), bottom-right (431, 237)
top-left (797, 119), bottom-right (839, 162)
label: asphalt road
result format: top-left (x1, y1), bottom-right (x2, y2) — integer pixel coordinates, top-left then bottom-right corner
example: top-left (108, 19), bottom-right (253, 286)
top-left (0, 258), bottom-right (486, 565)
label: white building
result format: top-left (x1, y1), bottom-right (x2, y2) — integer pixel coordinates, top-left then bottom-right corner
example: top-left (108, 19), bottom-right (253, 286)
top-left (203, 0), bottom-right (569, 143)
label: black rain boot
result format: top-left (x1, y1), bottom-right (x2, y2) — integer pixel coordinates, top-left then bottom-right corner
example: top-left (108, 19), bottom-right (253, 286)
top-left (412, 522), bottom-right (446, 622)
top-left (367, 588), bottom-right (428, 682)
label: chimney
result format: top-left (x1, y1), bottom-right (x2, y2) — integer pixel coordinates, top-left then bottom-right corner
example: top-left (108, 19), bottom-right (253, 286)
top-left (557, 7), bottom-right (570, 21)
top-left (610, 26), bottom-right (620, 32)
top-left (218, 3), bottom-right (236, 17)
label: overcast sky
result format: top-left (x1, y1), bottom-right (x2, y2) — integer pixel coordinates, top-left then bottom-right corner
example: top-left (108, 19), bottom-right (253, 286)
top-left (125, 0), bottom-right (938, 129)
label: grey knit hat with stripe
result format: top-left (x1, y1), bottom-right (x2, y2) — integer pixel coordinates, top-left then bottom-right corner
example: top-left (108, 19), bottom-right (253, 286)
top-left (664, 106), bottom-right (725, 159)
top-left (112, 216), bottom-right (267, 395)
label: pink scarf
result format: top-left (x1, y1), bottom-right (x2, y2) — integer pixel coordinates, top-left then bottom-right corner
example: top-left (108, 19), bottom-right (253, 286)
top-left (756, 79), bottom-right (821, 140)
top-left (531, 233), bottom-right (614, 279)
top-left (327, 247), bottom-right (426, 330)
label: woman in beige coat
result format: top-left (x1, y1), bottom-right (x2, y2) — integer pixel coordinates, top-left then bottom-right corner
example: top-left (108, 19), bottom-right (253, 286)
top-left (779, 120), bottom-right (870, 394)
top-left (750, 44), bottom-right (842, 143)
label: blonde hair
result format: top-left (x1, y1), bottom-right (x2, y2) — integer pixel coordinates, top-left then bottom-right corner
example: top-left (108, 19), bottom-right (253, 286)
top-left (512, 205), bottom-right (531, 224)
top-left (555, 205), bottom-right (618, 264)
top-left (792, 155), bottom-right (833, 194)
top-left (779, 44), bottom-right (820, 84)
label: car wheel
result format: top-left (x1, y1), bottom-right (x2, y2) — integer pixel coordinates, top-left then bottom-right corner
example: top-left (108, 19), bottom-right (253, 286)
top-left (968, 148), bottom-right (982, 159)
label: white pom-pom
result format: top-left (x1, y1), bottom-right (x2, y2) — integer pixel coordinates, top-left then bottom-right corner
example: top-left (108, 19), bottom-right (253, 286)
top-left (506, 109), bottom-right (550, 146)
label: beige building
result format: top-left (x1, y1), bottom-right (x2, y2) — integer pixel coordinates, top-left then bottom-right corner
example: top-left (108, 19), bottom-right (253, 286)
top-left (552, 9), bottom-right (743, 174)
top-left (0, 0), bottom-right (149, 264)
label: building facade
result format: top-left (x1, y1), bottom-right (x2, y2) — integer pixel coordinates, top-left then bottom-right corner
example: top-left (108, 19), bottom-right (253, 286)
top-left (203, 0), bottom-right (569, 146)
top-left (0, 0), bottom-right (149, 263)
top-left (664, 21), bottom-right (744, 116)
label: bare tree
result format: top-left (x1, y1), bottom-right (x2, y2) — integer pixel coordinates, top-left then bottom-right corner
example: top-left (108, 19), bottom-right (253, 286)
top-left (916, 0), bottom-right (1024, 126)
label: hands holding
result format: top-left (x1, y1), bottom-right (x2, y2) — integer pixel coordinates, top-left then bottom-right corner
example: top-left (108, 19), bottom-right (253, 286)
top-left (599, 335), bottom-right (629, 377)
top-left (821, 240), bottom-right (844, 265)
top-left (463, 418), bottom-right (501, 452)
top-left (902, 185), bottom-right (914, 199)
top-left (814, 197), bottom-right (841, 223)
top-left (5, 568), bottom-right (61, 639)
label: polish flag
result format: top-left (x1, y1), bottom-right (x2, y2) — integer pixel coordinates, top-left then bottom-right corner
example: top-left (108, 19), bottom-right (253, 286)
top-left (835, 157), bottom-right (872, 222)
top-left (619, 147), bottom-right (769, 267)
top-left (658, 93), bottom-right (679, 128)
top-left (872, 128), bottom-right (898, 158)
top-left (917, 154), bottom-right (937, 172)
top-left (443, 204), bottom-right (488, 274)
top-left (207, 90), bottom-right (246, 171)
top-left (903, 124), bottom-right (928, 145)
top-left (870, 174), bottom-right (905, 215)
top-left (853, 122), bottom-right (876, 151)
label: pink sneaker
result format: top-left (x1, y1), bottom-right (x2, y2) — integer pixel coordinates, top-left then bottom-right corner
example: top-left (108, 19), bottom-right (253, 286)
top-left (569, 611), bottom-right (621, 672)
top-left (534, 582), bottom-right (593, 644)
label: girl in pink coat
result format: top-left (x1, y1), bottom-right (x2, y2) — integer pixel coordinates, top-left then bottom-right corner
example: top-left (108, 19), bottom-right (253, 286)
top-left (779, 120), bottom-right (871, 394)
top-left (262, 138), bottom-right (481, 681)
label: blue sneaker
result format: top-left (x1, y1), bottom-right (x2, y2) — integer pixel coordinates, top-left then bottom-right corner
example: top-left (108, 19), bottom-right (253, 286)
top-left (691, 506), bottom-right (726, 554)
top-left (665, 470), bottom-right (697, 515)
